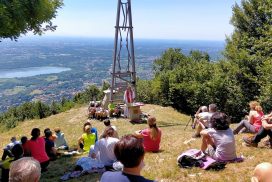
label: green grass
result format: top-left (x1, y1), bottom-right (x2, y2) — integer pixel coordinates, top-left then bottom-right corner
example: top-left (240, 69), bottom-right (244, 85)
top-left (0, 104), bottom-right (270, 181)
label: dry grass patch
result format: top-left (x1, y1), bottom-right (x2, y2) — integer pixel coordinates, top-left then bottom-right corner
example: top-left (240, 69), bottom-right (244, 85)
top-left (0, 104), bottom-right (271, 181)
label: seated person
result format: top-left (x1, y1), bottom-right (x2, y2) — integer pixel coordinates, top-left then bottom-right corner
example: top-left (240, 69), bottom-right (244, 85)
top-left (233, 101), bottom-right (264, 135)
top-left (20, 136), bottom-right (29, 157)
top-left (101, 119), bottom-right (118, 139)
top-left (1, 144), bottom-right (23, 182)
top-left (243, 113), bottom-right (272, 147)
top-left (108, 102), bottom-right (116, 117)
top-left (1, 136), bottom-right (20, 161)
top-left (251, 162), bottom-right (272, 182)
top-left (44, 130), bottom-right (57, 161)
top-left (9, 157), bottom-right (41, 182)
top-left (134, 117), bottom-right (162, 152)
top-left (88, 102), bottom-right (96, 119)
top-left (78, 125), bottom-right (96, 153)
top-left (54, 127), bottom-right (69, 150)
top-left (25, 128), bottom-right (50, 172)
top-left (83, 120), bottom-right (98, 142)
top-left (100, 134), bottom-right (154, 182)
top-left (43, 128), bottom-right (56, 142)
top-left (89, 127), bottom-right (119, 169)
top-left (200, 112), bottom-right (237, 161)
top-left (193, 104), bottom-right (217, 138)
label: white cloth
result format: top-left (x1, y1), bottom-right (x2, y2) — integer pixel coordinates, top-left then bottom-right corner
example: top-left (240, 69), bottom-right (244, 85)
top-left (198, 112), bottom-right (213, 127)
top-left (89, 137), bottom-right (119, 166)
top-left (55, 132), bottom-right (68, 148)
top-left (4, 141), bottom-right (20, 150)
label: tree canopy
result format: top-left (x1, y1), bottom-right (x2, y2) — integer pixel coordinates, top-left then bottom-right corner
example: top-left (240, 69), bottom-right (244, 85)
top-left (0, 0), bottom-right (63, 40)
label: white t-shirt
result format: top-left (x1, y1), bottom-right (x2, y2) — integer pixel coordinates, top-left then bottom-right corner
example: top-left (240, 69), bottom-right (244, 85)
top-left (90, 137), bottom-right (119, 166)
top-left (198, 112), bottom-right (214, 127)
top-left (207, 128), bottom-right (237, 161)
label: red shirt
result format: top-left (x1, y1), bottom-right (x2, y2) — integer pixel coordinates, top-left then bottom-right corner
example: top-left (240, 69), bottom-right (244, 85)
top-left (253, 111), bottom-right (264, 132)
top-left (26, 137), bottom-right (49, 163)
top-left (141, 128), bottom-right (162, 152)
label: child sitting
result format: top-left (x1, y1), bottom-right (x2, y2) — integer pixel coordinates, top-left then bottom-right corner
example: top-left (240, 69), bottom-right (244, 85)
top-left (54, 127), bottom-right (69, 150)
top-left (200, 112), bottom-right (237, 161)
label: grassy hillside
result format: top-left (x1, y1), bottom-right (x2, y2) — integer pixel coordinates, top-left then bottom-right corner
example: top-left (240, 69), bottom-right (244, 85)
top-left (0, 104), bottom-right (271, 182)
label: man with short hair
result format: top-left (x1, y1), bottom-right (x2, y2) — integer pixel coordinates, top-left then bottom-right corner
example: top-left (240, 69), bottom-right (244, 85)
top-left (9, 157), bottom-right (41, 182)
top-left (251, 162), bottom-right (272, 182)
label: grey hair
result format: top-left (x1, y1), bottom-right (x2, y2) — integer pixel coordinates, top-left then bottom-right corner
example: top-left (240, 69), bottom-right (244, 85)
top-left (201, 106), bottom-right (208, 112)
top-left (9, 157), bottom-right (41, 182)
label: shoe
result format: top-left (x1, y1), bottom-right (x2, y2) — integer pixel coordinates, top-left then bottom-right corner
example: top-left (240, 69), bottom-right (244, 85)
top-left (192, 133), bottom-right (201, 138)
top-left (243, 136), bottom-right (258, 147)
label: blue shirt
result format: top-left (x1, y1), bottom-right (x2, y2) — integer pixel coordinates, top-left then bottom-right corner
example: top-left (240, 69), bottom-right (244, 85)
top-left (100, 171), bottom-right (154, 182)
top-left (91, 127), bottom-right (98, 142)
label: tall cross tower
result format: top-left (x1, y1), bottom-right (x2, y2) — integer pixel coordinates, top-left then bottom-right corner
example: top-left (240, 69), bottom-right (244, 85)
top-left (110, 0), bottom-right (136, 102)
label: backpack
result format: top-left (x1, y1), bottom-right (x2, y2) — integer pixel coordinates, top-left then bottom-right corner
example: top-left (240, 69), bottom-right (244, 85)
top-left (177, 149), bottom-right (226, 170)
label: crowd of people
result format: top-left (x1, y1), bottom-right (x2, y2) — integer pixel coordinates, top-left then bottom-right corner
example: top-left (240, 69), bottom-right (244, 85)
top-left (1, 100), bottom-right (272, 181)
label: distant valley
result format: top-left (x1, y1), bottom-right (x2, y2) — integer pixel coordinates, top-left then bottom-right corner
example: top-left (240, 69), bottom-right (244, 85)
top-left (0, 37), bottom-right (224, 112)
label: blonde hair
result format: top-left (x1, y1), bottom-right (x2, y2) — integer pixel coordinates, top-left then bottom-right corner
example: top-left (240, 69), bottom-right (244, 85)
top-left (249, 101), bottom-right (260, 110)
top-left (148, 117), bottom-right (159, 140)
top-left (255, 105), bottom-right (263, 112)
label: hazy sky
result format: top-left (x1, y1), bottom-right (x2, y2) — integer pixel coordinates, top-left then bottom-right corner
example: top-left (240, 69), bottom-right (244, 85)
top-left (43, 0), bottom-right (240, 41)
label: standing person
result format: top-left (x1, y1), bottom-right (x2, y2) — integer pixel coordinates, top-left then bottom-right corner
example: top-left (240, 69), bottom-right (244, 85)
top-left (78, 125), bottom-right (96, 153)
top-left (233, 101), bottom-right (264, 135)
top-left (134, 117), bottom-right (162, 152)
top-left (100, 135), bottom-right (154, 182)
top-left (200, 112), bottom-right (237, 161)
top-left (89, 127), bottom-right (119, 169)
top-left (25, 128), bottom-right (50, 172)
top-left (123, 85), bottom-right (135, 118)
top-left (9, 157), bottom-right (41, 182)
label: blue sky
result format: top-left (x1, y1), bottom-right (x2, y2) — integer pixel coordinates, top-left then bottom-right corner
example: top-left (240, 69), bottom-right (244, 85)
top-left (43, 0), bottom-right (240, 41)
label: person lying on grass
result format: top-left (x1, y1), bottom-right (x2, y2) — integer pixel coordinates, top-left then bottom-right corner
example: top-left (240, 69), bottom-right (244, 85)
top-left (134, 117), bottom-right (162, 152)
top-left (200, 112), bottom-right (237, 161)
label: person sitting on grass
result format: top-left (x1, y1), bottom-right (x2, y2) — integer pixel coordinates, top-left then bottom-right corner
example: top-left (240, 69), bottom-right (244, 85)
top-left (25, 128), bottom-right (50, 172)
top-left (100, 134), bottom-right (154, 182)
top-left (44, 130), bottom-right (57, 161)
top-left (243, 112), bottom-right (272, 147)
top-left (101, 119), bottom-right (118, 139)
top-left (233, 101), bottom-right (264, 135)
top-left (193, 104), bottom-right (217, 138)
top-left (83, 120), bottom-right (98, 142)
top-left (89, 127), bottom-right (119, 170)
top-left (9, 157), bottom-right (41, 182)
top-left (1, 144), bottom-right (23, 182)
top-left (200, 112), bottom-right (237, 161)
top-left (20, 136), bottom-right (29, 157)
top-left (251, 162), bottom-right (272, 182)
top-left (78, 125), bottom-right (96, 153)
top-left (134, 116), bottom-right (162, 152)
top-left (1, 137), bottom-right (20, 161)
top-left (54, 127), bottom-right (69, 150)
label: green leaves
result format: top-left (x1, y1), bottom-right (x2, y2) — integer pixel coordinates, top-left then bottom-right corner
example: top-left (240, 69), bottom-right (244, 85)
top-left (0, 0), bottom-right (63, 40)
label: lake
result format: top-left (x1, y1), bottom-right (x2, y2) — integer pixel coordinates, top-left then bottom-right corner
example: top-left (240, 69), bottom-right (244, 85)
top-left (0, 66), bottom-right (71, 78)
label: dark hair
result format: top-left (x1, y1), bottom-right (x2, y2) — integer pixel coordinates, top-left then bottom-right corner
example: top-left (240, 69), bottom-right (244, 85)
top-left (83, 122), bottom-right (91, 132)
top-left (31, 128), bottom-right (40, 140)
top-left (11, 144), bottom-right (23, 159)
top-left (45, 130), bottom-right (52, 138)
top-left (103, 119), bottom-right (111, 126)
top-left (114, 134), bottom-right (144, 168)
top-left (210, 112), bottom-right (230, 130)
top-left (101, 127), bottom-right (115, 138)
top-left (209, 104), bottom-right (217, 112)
top-left (21, 136), bottom-right (28, 144)
top-left (44, 128), bottom-right (50, 134)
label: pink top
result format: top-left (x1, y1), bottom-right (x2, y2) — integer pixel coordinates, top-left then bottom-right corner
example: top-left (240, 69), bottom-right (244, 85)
top-left (141, 128), bottom-right (162, 152)
top-left (252, 111), bottom-right (264, 132)
top-left (26, 137), bottom-right (49, 163)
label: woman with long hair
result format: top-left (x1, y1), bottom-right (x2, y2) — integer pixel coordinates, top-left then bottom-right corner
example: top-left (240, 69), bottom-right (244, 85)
top-left (233, 101), bottom-right (264, 135)
top-left (134, 117), bottom-right (162, 152)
